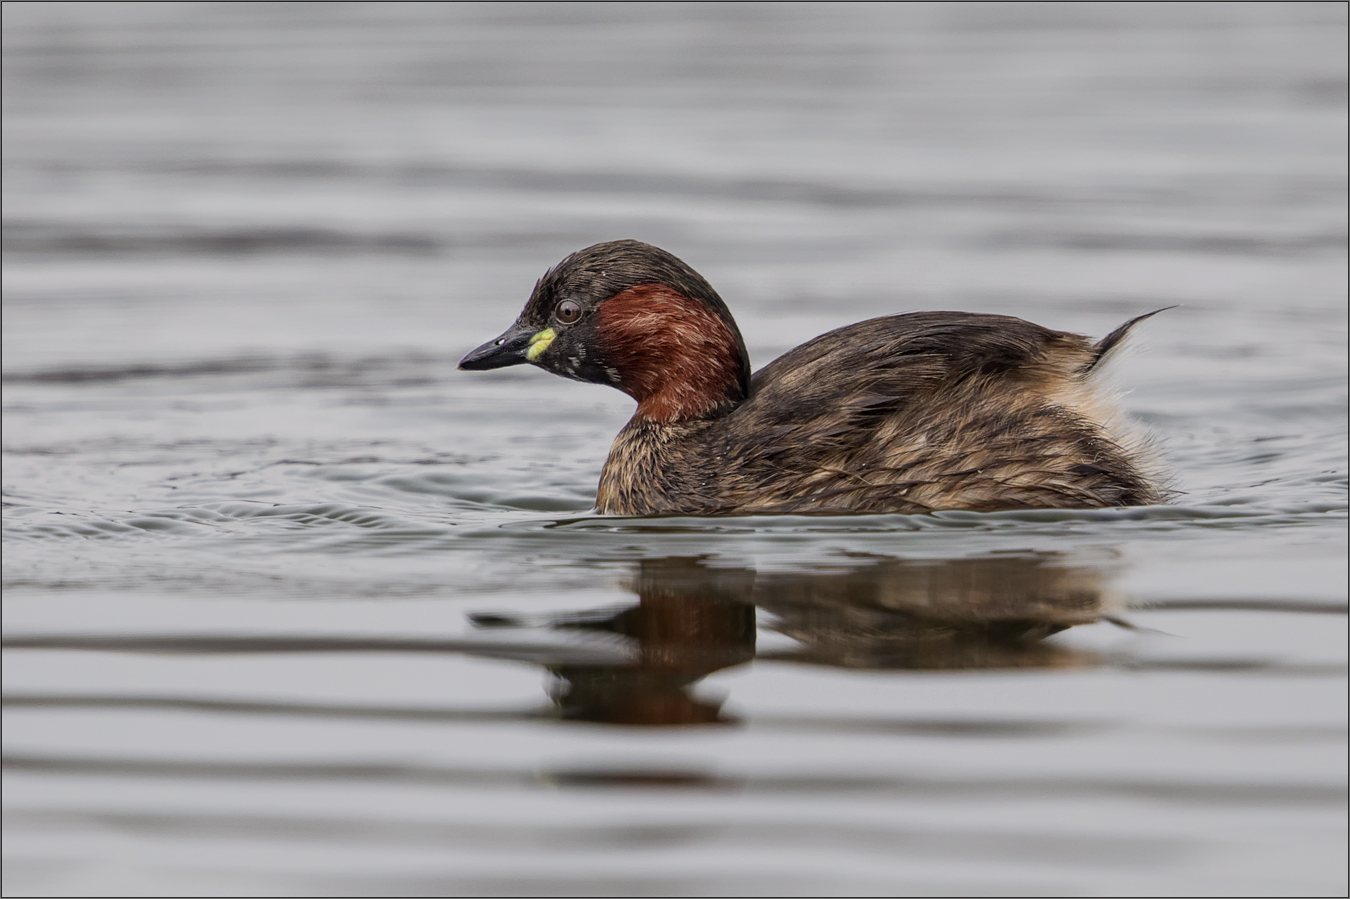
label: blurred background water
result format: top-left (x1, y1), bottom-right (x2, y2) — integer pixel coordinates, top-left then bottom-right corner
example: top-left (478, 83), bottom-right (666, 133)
top-left (3, 2), bottom-right (1346, 896)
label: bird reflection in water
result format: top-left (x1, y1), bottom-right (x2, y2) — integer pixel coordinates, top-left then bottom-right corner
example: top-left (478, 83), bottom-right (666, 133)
top-left (472, 554), bottom-right (1114, 727)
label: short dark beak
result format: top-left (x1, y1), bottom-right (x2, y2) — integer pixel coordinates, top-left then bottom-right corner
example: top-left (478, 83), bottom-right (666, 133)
top-left (458, 322), bottom-right (536, 371)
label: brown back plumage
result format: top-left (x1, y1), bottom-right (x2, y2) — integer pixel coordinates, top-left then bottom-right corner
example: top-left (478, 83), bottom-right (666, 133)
top-left (597, 311), bottom-right (1165, 515)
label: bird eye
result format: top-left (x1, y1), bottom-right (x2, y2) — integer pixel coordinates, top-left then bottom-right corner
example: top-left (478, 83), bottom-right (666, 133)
top-left (555, 300), bottom-right (581, 324)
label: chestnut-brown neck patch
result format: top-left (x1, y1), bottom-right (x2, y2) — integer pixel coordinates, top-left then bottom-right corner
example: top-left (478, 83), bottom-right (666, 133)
top-left (597, 284), bottom-right (749, 424)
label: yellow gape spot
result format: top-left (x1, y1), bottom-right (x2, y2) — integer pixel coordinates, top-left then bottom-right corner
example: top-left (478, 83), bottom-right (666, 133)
top-left (526, 328), bottom-right (556, 362)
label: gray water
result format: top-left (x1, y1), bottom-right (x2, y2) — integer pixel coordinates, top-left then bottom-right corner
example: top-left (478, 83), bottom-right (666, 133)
top-left (3, 3), bottom-right (1346, 896)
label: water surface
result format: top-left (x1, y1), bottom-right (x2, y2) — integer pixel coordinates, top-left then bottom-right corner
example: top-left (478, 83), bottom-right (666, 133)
top-left (3, 4), bottom-right (1346, 896)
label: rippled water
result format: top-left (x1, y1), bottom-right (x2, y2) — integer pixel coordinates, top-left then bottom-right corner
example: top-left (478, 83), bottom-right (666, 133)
top-left (4, 4), bottom-right (1347, 896)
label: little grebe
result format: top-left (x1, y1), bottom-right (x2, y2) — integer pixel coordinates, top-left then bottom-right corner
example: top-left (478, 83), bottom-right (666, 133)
top-left (460, 240), bottom-right (1166, 515)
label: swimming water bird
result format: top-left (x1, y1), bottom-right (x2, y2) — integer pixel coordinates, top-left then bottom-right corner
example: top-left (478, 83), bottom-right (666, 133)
top-left (459, 240), bottom-right (1166, 515)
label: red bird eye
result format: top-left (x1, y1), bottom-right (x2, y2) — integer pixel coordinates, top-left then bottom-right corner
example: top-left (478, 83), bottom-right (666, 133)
top-left (555, 300), bottom-right (581, 324)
